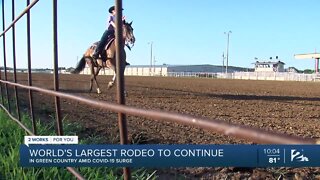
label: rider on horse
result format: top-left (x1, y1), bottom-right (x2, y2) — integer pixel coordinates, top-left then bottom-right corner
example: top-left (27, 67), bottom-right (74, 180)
top-left (92, 6), bottom-right (130, 65)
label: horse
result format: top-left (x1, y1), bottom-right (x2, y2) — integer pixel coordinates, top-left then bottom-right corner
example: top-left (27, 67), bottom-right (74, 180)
top-left (71, 21), bottom-right (135, 94)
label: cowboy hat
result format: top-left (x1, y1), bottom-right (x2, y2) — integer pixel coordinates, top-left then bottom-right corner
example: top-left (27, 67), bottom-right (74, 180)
top-left (109, 6), bottom-right (123, 13)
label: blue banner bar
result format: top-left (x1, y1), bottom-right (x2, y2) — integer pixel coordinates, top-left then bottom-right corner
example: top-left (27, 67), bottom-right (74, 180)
top-left (20, 145), bottom-right (320, 167)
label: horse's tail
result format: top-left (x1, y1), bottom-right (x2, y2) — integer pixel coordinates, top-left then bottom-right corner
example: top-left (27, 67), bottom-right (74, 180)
top-left (71, 56), bottom-right (86, 74)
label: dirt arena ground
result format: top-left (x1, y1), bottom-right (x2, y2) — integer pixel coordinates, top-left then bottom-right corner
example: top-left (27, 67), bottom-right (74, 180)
top-left (7, 73), bottom-right (320, 179)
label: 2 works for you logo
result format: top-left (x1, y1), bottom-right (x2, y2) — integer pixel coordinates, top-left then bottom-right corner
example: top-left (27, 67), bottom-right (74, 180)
top-left (290, 149), bottom-right (309, 162)
top-left (24, 136), bottom-right (78, 146)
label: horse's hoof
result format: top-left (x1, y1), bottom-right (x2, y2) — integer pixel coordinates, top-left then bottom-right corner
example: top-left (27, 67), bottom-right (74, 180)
top-left (107, 82), bottom-right (114, 89)
top-left (97, 88), bottom-right (101, 94)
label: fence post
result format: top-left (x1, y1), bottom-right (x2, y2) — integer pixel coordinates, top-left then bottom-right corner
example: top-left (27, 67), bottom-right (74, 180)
top-left (0, 64), bottom-right (3, 105)
top-left (26, 0), bottom-right (37, 134)
top-left (115, 0), bottom-right (131, 179)
top-left (2, 0), bottom-right (11, 113)
top-left (0, 0), bottom-right (4, 105)
top-left (52, 0), bottom-right (63, 136)
top-left (12, 0), bottom-right (21, 121)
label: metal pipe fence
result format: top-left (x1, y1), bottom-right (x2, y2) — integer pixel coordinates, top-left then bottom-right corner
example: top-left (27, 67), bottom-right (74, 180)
top-left (1, 0), bottom-right (84, 179)
top-left (0, 1), bottom-right (319, 180)
top-left (167, 72), bottom-right (319, 81)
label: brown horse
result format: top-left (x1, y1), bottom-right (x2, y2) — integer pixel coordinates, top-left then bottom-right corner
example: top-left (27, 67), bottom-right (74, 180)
top-left (72, 21), bottom-right (135, 94)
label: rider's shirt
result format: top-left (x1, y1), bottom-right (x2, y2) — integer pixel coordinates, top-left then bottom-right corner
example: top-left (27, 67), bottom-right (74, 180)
top-left (107, 15), bottom-right (115, 31)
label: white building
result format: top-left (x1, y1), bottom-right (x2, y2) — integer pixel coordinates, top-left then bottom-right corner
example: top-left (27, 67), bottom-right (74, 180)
top-left (254, 61), bottom-right (285, 72)
top-left (81, 64), bottom-right (250, 76)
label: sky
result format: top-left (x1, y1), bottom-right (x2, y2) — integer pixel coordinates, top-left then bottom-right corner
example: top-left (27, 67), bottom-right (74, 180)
top-left (1, 0), bottom-right (320, 70)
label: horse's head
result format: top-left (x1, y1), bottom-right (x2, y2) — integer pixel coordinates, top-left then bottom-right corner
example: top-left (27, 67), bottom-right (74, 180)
top-left (123, 20), bottom-right (135, 49)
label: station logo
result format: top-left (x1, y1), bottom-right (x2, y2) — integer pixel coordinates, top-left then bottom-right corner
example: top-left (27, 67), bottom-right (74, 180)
top-left (290, 149), bottom-right (309, 162)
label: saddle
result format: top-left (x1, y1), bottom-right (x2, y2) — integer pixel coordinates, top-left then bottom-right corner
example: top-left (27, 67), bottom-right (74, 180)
top-left (91, 36), bottom-right (115, 64)
top-left (90, 35), bottom-right (130, 67)
top-left (101, 36), bottom-right (115, 62)
top-left (104, 35), bottom-right (115, 51)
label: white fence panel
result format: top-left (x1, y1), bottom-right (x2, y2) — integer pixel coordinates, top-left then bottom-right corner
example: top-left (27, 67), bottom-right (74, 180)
top-left (80, 67), bottom-right (319, 82)
top-left (232, 72), bottom-right (317, 82)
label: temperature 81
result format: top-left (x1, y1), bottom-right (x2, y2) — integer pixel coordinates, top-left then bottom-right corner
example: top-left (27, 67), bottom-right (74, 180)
top-left (269, 157), bottom-right (279, 163)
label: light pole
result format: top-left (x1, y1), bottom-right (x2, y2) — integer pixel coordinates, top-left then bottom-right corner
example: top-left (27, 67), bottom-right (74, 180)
top-left (222, 52), bottom-right (225, 73)
top-left (148, 42), bottom-right (153, 76)
top-left (153, 56), bottom-right (156, 74)
top-left (224, 31), bottom-right (232, 74)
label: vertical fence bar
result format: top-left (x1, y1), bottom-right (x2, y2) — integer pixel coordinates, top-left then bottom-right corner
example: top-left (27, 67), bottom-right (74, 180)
top-left (2, 0), bottom-right (11, 113)
top-left (53, 0), bottom-right (63, 135)
top-left (0, 65), bottom-right (2, 105)
top-left (0, 0), bottom-right (4, 105)
top-left (26, 0), bottom-right (36, 134)
top-left (115, 0), bottom-right (131, 179)
top-left (12, 0), bottom-right (21, 121)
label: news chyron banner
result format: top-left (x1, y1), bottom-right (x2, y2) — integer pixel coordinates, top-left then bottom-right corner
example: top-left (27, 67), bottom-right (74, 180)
top-left (20, 136), bottom-right (320, 167)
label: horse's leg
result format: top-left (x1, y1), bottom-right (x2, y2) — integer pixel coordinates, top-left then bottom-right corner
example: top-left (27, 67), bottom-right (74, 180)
top-left (123, 52), bottom-right (128, 97)
top-left (107, 62), bottom-right (129, 97)
top-left (89, 64), bottom-right (101, 93)
top-left (89, 64), bottom-right (94, 92)
top-left (122, 64), bottom-right (128, 97)
top-left (124, 88), bottom-right (128, 97)
top-left (108, 72), bottom-right (116, 89)
top-left (94, 67), bottom-right (102, 94)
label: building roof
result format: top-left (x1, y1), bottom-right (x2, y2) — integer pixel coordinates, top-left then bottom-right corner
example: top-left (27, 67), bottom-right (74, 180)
top-left (253, 61), bottom-right (285, 65)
